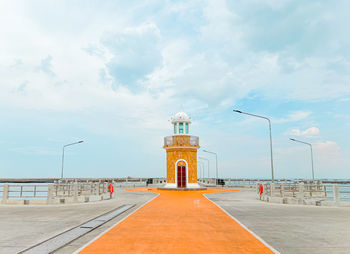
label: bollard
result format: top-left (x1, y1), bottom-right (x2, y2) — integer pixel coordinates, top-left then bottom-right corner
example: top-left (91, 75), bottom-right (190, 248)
top-left (333, 184), bottom-right (340, 206)
top-left (2, 184), bottom-right (9, 204)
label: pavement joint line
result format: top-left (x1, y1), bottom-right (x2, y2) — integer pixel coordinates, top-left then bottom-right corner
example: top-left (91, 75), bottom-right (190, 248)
top-left (18, 204), bottom-right (135, 254)
top-left (204, 193), bottom-right (281, 254)
top-left (73, 192), bottom-right (160, 254)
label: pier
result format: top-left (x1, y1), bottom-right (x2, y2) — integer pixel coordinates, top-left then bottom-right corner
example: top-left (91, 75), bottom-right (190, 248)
top-left (1, 184), bottom-right (350, 253)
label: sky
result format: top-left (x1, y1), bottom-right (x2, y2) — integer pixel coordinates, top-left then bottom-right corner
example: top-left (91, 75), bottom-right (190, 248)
top-left (0, 0), bottom-right (350, 179)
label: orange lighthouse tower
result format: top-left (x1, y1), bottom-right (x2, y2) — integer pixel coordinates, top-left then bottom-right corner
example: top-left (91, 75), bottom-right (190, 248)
top-left (163, 112), bottom-right (201, 189)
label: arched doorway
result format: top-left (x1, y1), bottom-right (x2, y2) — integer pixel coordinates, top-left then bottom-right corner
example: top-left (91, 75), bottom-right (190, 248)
top-left (176, 160), bottom-right (187, 188)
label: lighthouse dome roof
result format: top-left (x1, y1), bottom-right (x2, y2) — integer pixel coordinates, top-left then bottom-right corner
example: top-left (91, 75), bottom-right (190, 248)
top-left (171, 111), bottom-right (191, 123)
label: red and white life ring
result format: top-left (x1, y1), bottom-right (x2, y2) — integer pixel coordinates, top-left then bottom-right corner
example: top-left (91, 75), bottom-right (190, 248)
top-left (108, 183), bottom-right (114, 194)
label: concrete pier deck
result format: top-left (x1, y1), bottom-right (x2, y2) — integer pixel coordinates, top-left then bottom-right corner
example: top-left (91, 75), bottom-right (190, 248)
top-left (0, 188), bottom-right (349, 253)
top-left (206, 189), bottom-right (350, 254)
top-left (0, 189), bottom-right (156, 253)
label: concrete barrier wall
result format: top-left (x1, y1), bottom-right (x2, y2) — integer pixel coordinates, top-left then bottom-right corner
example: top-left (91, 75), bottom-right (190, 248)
top-left (0, 181), bottom-right (117, 205)
top-left (256, 182), bottom-right (350, 207)
top-left (0, 177), bottom-right (166, 205)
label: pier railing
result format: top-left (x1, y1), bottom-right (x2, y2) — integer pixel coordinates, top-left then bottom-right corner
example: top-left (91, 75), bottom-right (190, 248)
top-left (257, 182), bottom-right (350, 206)
top-left (199, 178), bottom-right (272, 187)
top-left (197, 178), bottom-right (350, 206)
top-left (0, 177), bottom-right (167, 205)
top-left (0, 181), bottom-right (114, 205)
top-left (7, 184), bottom-right (48, 199)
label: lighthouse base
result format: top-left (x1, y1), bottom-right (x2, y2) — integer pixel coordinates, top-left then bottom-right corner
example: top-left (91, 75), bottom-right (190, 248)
top-left (159, 183), bottom-right (206, 191)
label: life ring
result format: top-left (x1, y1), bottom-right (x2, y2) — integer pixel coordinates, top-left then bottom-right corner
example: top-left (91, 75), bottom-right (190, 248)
top-left (108, 183), bottom-right (114, 194)
top-left (259, 184), bottom-right (263, 195)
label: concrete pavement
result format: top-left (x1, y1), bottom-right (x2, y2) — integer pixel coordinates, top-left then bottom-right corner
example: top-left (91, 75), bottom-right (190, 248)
top-left (0, 189), bottom-right (156, 254)
top-left (1, 187), bottom-right (349, 253)
top-left (206, 189), bottom-right (350, 254)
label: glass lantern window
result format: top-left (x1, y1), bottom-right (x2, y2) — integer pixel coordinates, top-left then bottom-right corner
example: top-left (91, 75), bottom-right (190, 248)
top-left (179, 122), bottom-right (184, 134)
top-left (185, 123), bottom-right (189, 134)
top-left (174, 123), bottom-right (177, 134)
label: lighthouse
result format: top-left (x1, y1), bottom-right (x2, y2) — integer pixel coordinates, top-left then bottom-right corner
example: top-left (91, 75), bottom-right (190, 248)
top-left (162, 112), bottom-right (202, 189)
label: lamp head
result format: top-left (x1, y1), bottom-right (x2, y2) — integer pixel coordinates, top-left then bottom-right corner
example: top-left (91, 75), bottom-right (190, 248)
top-left (233, 109), bottom-right (242, 113)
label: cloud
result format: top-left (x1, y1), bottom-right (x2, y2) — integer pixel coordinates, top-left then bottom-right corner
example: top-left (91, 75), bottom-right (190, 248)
top-left (102, 22), bottom-right (162, 87)
top-left (313, 141), bottom-right (347, 173)
top-left (275, 111), bottom-right (312, 123)
top-left (314, 141), bottom-right (339, 153)
top-left (1, 1), bottom-right (350, 117)
top-left (291, 127), bottom-right (320, 137)
top-left (0, 0), bottom-right (350, 178)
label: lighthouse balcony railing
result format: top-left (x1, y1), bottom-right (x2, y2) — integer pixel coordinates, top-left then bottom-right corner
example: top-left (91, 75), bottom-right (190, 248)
top-left (164, 135), bottom-right (199, 146)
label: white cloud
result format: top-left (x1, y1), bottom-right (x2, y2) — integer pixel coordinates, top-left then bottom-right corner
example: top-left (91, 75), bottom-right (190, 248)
top-left (1, 1), bottom-right (350, 118)
top-left (291, 127), bottom-right (320, 137)
top-left (313, 141), bottom-right (347, 174)
top-left (0, 0), bottom-right (350, 178)
top-left (275, 111), bottom-right (312, 123)
top-left (314, 141), bottom-right (339, 153)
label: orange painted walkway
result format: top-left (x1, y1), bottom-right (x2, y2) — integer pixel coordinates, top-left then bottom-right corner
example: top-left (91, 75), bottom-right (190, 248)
top-left (79, 188), bottom-right (274, 254)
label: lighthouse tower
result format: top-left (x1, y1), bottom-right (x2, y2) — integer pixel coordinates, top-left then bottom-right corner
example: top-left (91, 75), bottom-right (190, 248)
top-left (163, 112), bottom-right (201, 189)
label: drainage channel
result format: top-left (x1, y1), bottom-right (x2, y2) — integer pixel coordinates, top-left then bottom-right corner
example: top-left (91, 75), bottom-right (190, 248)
top-left (19, 204), bottom-right (135, 254)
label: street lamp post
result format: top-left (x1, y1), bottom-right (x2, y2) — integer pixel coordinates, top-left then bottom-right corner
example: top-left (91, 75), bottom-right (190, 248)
top-left (233, 110), bottom-right (275, 182)
top-left (199, 156), bottom-right (210, 178)
top-left (290, 138), bottom-right (315, 180)
top-left (198, 161), bottom-right (205, 181)
top-left (61, 140), bottom-right (84, 178)
top-left (203, 150), bottom-right (218, 185)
